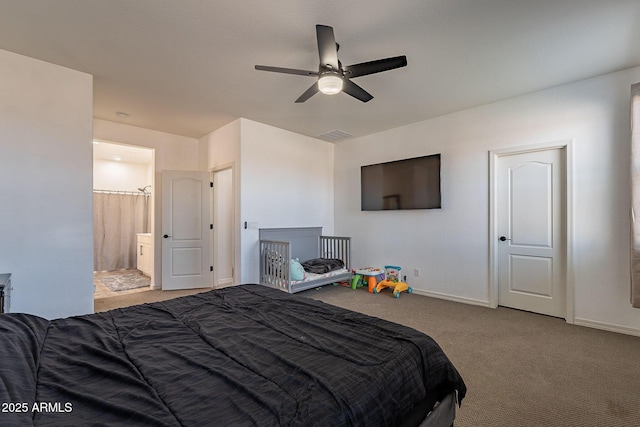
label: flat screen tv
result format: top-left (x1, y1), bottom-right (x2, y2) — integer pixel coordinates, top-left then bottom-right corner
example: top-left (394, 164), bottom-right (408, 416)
top-left (361, 154), bottom-right (441, 211)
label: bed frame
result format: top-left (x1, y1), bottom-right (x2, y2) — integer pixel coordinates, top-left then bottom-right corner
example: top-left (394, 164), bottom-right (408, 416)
top-left (259, 227), bottom-right (352, 293)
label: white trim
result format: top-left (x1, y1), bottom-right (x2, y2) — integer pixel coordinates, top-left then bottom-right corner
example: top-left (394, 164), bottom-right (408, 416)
top-left (410, 288), bottom-right (491, 308)
top-left (211, 163), bottom-right (236, 289)
top-left (211, 161), bottom-right (235, 173)
top-left (565, 140), bottom-right (575, 323)
top-left (488, 139), bottom-right (575, 323)
top-left (574, 317), bottom-right (640, 337)
top-left (215, 278), bottom-right (234, 287)
top-left (488, 153), bottom-right (499, 308)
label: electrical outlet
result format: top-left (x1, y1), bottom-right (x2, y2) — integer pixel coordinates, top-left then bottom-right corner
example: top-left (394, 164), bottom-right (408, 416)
top-left (414, 268), bottom-right (420, 277)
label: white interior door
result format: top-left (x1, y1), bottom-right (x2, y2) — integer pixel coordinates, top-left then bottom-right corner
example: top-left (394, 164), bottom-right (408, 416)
top-left (497, 148), bottom-right (566, 317)
top-left (213, 167), bottom-right (234, 287)
top-left (161, 170), bottom-right (212, 290)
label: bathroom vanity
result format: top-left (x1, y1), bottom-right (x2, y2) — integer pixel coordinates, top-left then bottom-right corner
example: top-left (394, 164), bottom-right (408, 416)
top-left (136, 233), bottom-right (153, 276)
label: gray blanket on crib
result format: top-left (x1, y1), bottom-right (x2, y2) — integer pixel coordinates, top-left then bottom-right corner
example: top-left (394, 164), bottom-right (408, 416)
top-left (300, 257), bottom-right (345, 274)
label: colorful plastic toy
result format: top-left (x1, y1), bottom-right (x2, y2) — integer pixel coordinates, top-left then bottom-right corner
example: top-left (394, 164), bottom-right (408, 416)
top-left (374, 265), bottom-right (412, 298)
top-left (353, 267), bottom-right (384, 292)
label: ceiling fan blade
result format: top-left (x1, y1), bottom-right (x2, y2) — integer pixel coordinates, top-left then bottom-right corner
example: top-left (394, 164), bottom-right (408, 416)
top-left (316, 25), bottom-right (339, 70)
top-left (342, 79), bottom-right (373, 102)
top-left (255, 65), bottom-right (318, 77)
top-left (295, 82), bottom-right (319, 103)
top-left (343, 56), bottom-right (407, 79)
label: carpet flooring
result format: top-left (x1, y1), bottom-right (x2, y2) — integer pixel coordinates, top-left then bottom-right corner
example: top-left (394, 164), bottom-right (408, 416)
top-left (92, 284), bottom-right (640, 426)
top-left (304, 286), bottom-right (640, 427)
top-left (94, 286), bottom-right (212, 312)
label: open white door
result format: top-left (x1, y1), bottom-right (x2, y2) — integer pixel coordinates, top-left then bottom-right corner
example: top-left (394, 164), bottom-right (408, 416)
top-left (161, 170), bottom-right (212, 290)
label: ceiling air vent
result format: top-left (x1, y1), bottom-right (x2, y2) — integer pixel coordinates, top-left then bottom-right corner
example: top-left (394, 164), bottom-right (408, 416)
top-left (315, 129), bottom-right (353, 142)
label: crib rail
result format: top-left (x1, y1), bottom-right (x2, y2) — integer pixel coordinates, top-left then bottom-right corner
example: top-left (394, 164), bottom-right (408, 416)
top-left (320, 236), bottom-right (351, 269)
top-left (260, 240), bottom-right (290, 291)
top-left (260, 235), bottom-right (351, 293)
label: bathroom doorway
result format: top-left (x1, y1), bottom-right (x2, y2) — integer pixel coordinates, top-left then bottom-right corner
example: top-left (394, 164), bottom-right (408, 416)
top-left (93, 141), bottom-right (155, 299)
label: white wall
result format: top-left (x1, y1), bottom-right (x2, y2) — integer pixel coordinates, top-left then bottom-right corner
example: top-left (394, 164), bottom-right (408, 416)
top-left (94, 119), bottom-right (200, 288)
top-left (335, 66), bottom-right (640, 335)
top-left (0, 50), bottom-right (94, 318)
top-left (202, 118), bottom-right (335, 284)
top-left (93, 159), bottom-right (151, 192)
top-left (240, 119), bottom-right (335, 283)
top-left (204, 118), bottom-right (241, 169)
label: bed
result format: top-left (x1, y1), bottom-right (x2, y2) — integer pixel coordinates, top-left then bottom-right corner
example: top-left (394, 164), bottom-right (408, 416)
top-left (0, 284), bottom-right (466, 427)
top-left (260, 227), bottom-right (352, 293)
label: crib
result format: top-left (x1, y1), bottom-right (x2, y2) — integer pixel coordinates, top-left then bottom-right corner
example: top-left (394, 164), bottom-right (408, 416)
top-left (260, 227), bottom-right (351, 293)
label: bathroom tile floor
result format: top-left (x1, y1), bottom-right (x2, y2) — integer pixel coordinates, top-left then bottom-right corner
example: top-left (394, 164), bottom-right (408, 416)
top-left (94, 269), bottom-right (151, 299)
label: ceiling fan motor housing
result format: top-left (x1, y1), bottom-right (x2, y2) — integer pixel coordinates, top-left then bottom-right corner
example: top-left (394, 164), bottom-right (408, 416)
top-left (318, 70), bottom-right (343, 95)
top-left (255, 24), bottom-right (407, 103)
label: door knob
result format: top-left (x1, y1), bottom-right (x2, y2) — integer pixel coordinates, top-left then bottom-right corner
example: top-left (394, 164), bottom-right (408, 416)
top-left (499, 236), bottom-right (511, 241)
top-left (163, 234), bottom-right (171, 239)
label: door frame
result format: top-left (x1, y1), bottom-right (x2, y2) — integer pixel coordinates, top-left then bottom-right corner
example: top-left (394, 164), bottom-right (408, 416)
top-left (488, 139), bottom-right (575, 323)
top-left (211, 163), bottom-right (235, 288)
top-left (92, 139), bottom-right (156, 288)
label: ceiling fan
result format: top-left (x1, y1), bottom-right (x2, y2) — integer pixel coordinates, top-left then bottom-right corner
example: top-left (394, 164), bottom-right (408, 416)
top-left (255, 25), bottom-right (407, 103)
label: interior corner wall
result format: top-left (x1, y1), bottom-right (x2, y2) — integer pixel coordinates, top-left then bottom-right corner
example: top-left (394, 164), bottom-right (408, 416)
top-left (203, 118), bottom-right (335, 285)
top-left (239, 119), bottom-right (335, 283)
top-left (335, 66), bottom-right (640, 335)
top-left (0, 50), bottom-right (94, 319)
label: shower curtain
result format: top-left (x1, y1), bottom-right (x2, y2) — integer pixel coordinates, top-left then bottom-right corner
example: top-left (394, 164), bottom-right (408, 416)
top-left (94, 192), bottom-right (150, 272)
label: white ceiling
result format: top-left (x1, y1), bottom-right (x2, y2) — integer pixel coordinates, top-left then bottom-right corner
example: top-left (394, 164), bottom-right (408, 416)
top-left (1, 1), bottom-right (639, 141)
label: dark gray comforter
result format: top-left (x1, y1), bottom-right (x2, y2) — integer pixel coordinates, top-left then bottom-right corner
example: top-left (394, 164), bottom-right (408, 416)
top-left (0, 284), bottom-right (465, 426)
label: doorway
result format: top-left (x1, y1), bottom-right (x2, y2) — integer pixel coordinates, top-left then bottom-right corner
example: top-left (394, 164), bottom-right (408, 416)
top-left (489, 140), bottom-right (574, 321)
top-left (93, 141), bottom-right (155, 299)
top-left (213, 165), bottom-right (234, 287)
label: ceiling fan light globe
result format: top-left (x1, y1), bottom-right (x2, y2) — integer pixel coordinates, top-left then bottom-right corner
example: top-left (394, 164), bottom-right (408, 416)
top-left (318, 74), bottom-right (343, 95)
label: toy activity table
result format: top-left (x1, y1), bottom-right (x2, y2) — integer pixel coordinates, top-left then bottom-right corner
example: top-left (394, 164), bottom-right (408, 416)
top-left (353, 267), bottom-right (384, 292)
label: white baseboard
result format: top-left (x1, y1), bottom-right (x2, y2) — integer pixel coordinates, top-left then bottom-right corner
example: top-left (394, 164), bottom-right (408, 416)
top-left (411, 289), bottom-right (640, 337)
top-left (409, 288), bottom-right (491, 308)
top-left (217, 278), bottom-right (233, 287)
top-left (573, 317), bottom-right (640, 337)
